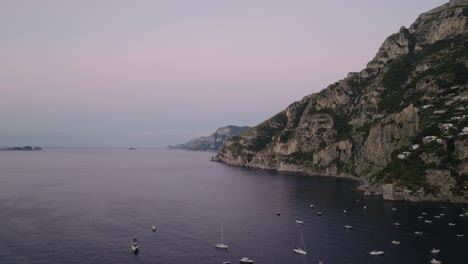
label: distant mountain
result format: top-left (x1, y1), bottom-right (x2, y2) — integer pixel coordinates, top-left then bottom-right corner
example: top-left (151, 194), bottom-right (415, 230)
top-left (169, 125), bottom-right (251, 151)
top-left (215, 0), bottom-right (468, 203)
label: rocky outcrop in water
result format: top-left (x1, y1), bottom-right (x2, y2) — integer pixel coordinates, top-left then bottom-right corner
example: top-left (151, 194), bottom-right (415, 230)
top-left (215, 0), bottom-right (468, 203)
top-left (169, 125), bottom-right (251, 151)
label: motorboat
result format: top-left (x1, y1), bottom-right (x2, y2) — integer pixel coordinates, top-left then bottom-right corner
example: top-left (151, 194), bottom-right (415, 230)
top-left (394, 222), bottom-right (402, 227)
top-left (276, 211), bottom-right (281, 216)
top-left (457, 234), bottom-right (464, 237)
top-left (391, 240), bottom-right (400, 245)
top-left (131, 238), bottom-right (139, 252)
top-left (317, 212), bottom-right (322, 216)
top-left (415, 231), bottom-right (423, 235)
top-left (435, 215), bottom-right (441, 219)
top-left (222, 262), bottom-right (231, 264)
top-left (430, 259), bottom-right (442, 264)
top-left (239, 257), bottom-right (254, 263)
top-left (152, 225), bottom-right (157, 232)
top-left (430, 248), bottom-right (440, 254)
top-left (370, 250), bottom-right (384, 255)
top-left (392, 208), bottom-right (397, 211)
top-left (418, 216), bottom-right (424, 219)
top-left (343, 210), bottom-right (347, 214)
top-left (422, 212), bottom-right (428, 215)
top-left (448, 223), bottom-right (456, 226)
top-left (295, 220), bottom-right (304, 224)
top-left (425, 220), bottom-right (432, 224)
top-left (345, 225), bottom-right (353, 230)
top-left (310, 204), bottom-right (314, 208)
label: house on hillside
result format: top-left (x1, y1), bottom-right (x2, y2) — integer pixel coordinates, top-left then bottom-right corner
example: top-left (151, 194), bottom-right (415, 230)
top-left (423, 136), bottom-right (438, 143)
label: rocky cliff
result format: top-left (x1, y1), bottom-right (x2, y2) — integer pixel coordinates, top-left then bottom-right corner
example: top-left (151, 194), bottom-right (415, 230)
top-left (169, 125), bottom-right (251, 151)
top-left (215, 0), bottom-right (468, 203)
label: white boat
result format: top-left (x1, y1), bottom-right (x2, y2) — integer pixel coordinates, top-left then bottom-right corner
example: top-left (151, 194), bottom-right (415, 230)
top-left (222, 261), bottom-right (231, 264)
top-left (435, 215), bottom-right (441, 219)
top-left (394, 222), bottom-right (402, 227)
top-left (276, 211), bottom-right (281, 216)
top-left (310, 204), bottom-right (314, 208)
top-left (343, 210), bottom-right (347, 214)
top-left (131, 238), bottom-right (139, 252)
top-left (317, 212), bottom-right (322, 216)
top-left (459, 214), bottom-right (464, 217)
top-left (152, 225), bottom-right (156, 232)
top-left (425, 220), bottom-right (432, 224)
top-left (440, 213), bottom-right (445, 216)
top-left (430, 259), bottom-right (442, 264)
top-left (448, 223), bottom-right (456, 226)
top-left (457, 234), bottom-right (464, 237)
top-left (418, 216), bottom-right (424, 219)
top-left (363, 206), bottom-right (367, 210)
top-left (422, 212), bottom-right (428, 215)
top-left (345, 225), bottom-right (353, 230)
top-left (430, 248), bottom-right (440, 254)
top-left (295, 220), bottom-right (304, 224)
top-left (415, 231), bottom-right (423, 235)
top-left (370, 250), bottom-right (384, 255)
top-left (239, 257), bottom-right (254, 263)
top-left (391, 240), bottom-right (400, 245)
top-left (392, 208), bottom-right (397, 211)
top-left (293, 226), bottom-right (307, 255)
top-left (215, 226), bottom-right (228, 249)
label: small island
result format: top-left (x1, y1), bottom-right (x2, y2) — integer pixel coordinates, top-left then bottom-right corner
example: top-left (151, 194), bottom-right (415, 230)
top-left (1, 146), bottom-right (43, 151)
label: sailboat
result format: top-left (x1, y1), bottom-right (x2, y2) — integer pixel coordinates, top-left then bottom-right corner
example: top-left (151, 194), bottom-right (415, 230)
top-left (293, 224), bottom-right (307, 255)
top-left (215, 226), bottom-right (228, 249)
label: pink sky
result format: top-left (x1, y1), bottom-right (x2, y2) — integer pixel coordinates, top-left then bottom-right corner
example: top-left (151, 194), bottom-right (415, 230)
top-left (0, 0), bottom-right (447, 147)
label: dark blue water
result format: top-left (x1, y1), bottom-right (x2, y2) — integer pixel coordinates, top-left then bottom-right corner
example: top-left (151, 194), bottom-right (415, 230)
top-left (0, 149), bottom-right (467, 264)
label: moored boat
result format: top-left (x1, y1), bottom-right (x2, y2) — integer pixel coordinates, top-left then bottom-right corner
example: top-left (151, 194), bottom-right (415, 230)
top-left (239, 257), bottom-right (254, 263)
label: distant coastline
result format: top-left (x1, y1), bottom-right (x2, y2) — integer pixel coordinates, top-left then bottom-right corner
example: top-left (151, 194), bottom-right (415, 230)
top-left (1, 146), bottom-right (43, 151)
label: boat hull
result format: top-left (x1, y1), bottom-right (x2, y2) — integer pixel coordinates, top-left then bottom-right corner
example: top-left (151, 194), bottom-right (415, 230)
top-left (293, 248), bottom-right (307, 255)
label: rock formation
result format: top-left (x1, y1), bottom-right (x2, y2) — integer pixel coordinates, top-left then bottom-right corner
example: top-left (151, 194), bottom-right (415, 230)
top-left (215, 0), bottom-right (468, 203)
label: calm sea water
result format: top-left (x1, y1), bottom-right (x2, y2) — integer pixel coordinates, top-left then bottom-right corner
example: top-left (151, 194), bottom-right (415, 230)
top-left (0, 148), bottom-right (467, 264)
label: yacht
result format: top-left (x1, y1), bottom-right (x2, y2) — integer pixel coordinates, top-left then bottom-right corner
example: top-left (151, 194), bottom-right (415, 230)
top-left (317, 212), bottom-right (322, 216)
top-left (430, 248), bottom-right (440, 254)
top-left (425, 220), bottom-right (432, 224)
top-left (131, 238), bottom-right (139, 252)
top-left (448, 223), bottom-right (456, 226)
top-left (239, 257), bottom-right (254, 263)
top-left (415, 231), bottom-right (423, 235)
top-left (392, 208), bottom-right (397, 211)
top-left (215, 226), bottom-right (228, 249)
top-left (310, 204), bottom-right (314, 208)
top-left (345, 225), bottom-right (353, 230)
top-left (391, 240), bottom-right (400, 245)
top-left (394, 222), bottom-right (402, 227)
top-left (293, 223), bottom-right (307, 255)
top-left (295, 220), bottom-right (304, 224)
top-left (430, 259), bottom-right (442, 264)
top-left (370, 250), bottom-right (384, 255)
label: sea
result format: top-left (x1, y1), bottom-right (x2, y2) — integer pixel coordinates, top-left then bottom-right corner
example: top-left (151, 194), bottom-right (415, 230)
top-left (0, 148), bottom-right (467, 264)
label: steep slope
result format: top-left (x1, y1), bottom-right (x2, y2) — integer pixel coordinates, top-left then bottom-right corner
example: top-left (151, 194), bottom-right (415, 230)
top-left (215, 0), bottom-right (468, 202)
top-left (169, 125), bottom-right (251, 151)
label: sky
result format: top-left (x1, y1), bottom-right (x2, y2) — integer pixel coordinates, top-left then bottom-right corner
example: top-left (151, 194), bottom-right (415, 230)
top-left (0, 0), bottom-right (448, 148)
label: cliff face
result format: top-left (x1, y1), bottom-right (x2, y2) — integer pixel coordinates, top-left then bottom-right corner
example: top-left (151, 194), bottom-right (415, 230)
top-left (215, 0), bottom-right (468, 203)
top-left (170, 125), bottom-right (251, 151)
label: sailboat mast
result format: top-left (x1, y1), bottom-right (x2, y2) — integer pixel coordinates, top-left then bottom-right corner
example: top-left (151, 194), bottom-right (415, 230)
top-left (221, 226), bottom-right (224, 244)
top-left (301, 229), bottom-right (306, 251)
